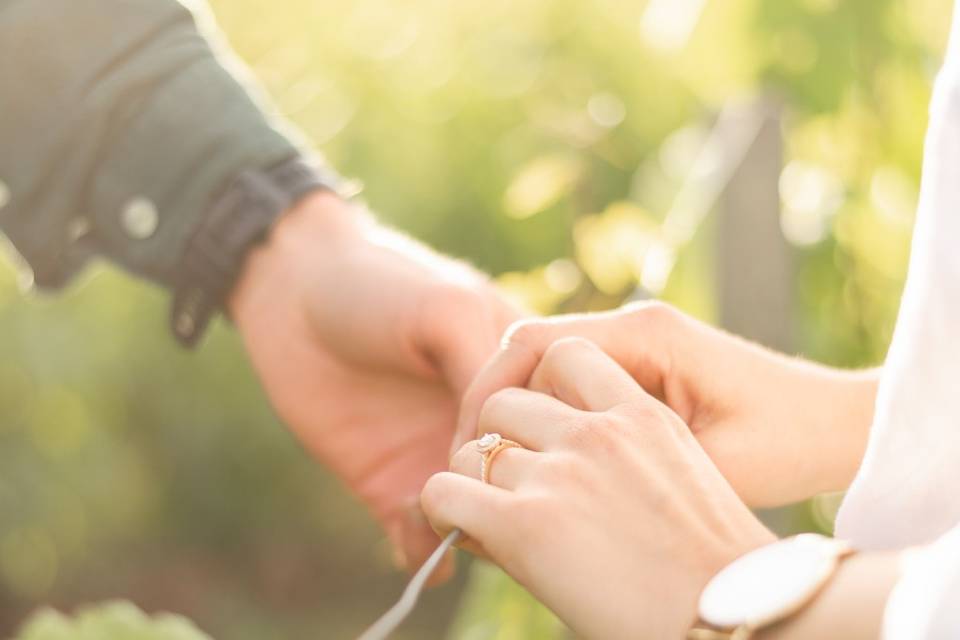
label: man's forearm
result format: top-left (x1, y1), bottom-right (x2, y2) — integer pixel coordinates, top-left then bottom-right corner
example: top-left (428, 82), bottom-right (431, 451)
top-left (0, 0), bottom-right (339, 346)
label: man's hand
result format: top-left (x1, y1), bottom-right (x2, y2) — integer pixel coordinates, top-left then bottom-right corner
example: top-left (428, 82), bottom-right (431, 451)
top-left (455, 302), bottom-right (879, 507)
top-left (229, 191), bottom-right (519, 578)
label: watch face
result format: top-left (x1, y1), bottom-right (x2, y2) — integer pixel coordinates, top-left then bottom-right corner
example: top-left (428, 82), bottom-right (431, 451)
top-left (698, 534), bottom-right (850, 629)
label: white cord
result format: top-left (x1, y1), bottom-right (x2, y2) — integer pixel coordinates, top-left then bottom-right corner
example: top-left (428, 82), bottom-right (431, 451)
top-left (357, 528), bottom-right (462, 640)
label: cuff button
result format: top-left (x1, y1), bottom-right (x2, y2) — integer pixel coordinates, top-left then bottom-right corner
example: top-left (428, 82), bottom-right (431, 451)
top-left (121, 197), bottom-right (159, 239)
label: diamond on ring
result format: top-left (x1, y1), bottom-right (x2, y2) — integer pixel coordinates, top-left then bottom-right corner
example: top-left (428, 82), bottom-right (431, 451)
top-left (477, 433), bottom-right (502, 453)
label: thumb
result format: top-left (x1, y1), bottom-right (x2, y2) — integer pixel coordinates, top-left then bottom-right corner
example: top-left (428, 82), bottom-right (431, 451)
top-left (417, 291), bottom-right (523, 396)
top-left (432, 322), bottom-right (500, 398)
top-left (451, 341), bottom-right (540, 455)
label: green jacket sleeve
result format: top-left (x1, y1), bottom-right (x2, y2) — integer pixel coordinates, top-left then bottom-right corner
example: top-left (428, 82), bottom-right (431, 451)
top-left (0, 0), bottom-right (313, 290)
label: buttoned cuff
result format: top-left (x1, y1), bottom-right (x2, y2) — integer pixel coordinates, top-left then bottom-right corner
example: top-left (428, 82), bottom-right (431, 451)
top-left (170, 156), bottom-right (344, 348)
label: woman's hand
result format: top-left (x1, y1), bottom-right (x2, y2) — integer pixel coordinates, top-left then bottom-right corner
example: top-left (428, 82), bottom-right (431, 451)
top-left (423, 337), bottom-right (775, 640)
top-left (454, 302), bottom-right (878, 508)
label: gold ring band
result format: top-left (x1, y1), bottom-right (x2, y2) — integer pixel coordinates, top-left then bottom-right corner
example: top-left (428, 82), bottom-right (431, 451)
top-left (476, 433), bottom-right (522, 484)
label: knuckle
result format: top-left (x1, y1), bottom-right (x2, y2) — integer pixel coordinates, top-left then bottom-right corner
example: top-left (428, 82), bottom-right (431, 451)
top-left (449, 442), bottom-right (481, 477)
top-left (503, 313), bottom-right (593, 351)
top-left (476, 396), bottom-right (499, 431)
top-left (550, 335), bottom-right (597, 353)
top-left (502, 318), bottom-right (546, 350)
top-left (621, 401), bottom-right (684, 438)
top-left (558, 419), bottom-right (595, 449)
top-left (541, 336), bottom-right (597, 366)
top-left (623, 300), bottom-right (679, 331)
top-left (594, 410), bottom-right (628, 434)
top-left (562, 412), bottom-right (629, 452)
top-left (618, 401), bottom-right (662, 425)
top-left (489, 385), bottom-right (525, 406)
top-left (477, 387), bottom-right (522, 431)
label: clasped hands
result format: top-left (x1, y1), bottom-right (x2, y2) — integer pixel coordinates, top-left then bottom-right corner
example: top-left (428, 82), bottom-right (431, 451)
top-left (421, 304), bottom-right (876, 638)
top-left (229, 193), bottom-right (878, 638)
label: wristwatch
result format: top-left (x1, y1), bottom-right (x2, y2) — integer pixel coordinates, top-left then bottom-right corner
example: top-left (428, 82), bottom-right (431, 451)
top-left (687, 534), bottom-right (854, 640)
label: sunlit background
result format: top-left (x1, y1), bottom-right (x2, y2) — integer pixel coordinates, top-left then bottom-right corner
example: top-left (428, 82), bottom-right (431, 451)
top-left (0, 0), bottom-right (953, 637)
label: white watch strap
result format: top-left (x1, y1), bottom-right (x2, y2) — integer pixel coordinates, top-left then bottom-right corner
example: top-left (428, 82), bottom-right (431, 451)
top-left (694, 534), bottom-right (854, 635)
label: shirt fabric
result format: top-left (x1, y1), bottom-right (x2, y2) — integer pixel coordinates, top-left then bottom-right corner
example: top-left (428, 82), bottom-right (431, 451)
top-left (0, 0), bottom-right (322, 310)
top-left (835, 2), bottom-right (960, 637)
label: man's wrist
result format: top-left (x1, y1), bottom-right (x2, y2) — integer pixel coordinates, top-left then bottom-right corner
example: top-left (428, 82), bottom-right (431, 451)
top-left (227, 190), bottom-right (363, 322)
top-left (255, 189), bottom-right (366, 257)
top-left (170, 157), bottom-right (345, 347)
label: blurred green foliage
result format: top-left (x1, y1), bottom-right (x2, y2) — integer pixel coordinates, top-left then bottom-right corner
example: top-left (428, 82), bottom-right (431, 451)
top-left (0, 0), bottom-right (952, 637)
top-left (16, 601), bottom-right (210, 640)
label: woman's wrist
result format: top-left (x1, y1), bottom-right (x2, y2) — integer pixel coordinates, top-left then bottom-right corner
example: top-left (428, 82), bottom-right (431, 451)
top-left (806, 367), bottom-right (880, 495)
top-left (676, 510), bottom-right (779, 637)
top-left (686, 538), bottom-right (899, 640)
top-left (732, 359), bottom-right (880, 505)
top-left (755, 550), bottom-right (900, 640)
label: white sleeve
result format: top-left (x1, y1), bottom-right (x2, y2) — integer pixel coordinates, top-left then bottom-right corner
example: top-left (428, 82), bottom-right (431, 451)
top-left (835, 3), bottom-right (960, 549)
top-left (884, 523), bottom-right (960, 639)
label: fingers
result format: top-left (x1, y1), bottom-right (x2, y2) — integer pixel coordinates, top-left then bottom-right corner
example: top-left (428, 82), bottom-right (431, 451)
top-left (476, 387), bottom-right (583, 451)
top-left (450, 439), bottom-right (540, 489)
top-left (420, 472), bottom-right (513, 547)
top-left (451, 315), bottom-right (592, 452)
top-left (529, 337), bottom-right (649, 411)
top-left (453, 302), bottom-right (679, 452)
top-left (452, 317), bottom-right (588, 453)
top-left (453, 336), bottom-right (541, 454)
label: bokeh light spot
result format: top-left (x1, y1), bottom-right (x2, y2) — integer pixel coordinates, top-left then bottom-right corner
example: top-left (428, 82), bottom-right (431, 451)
top-left (587, 93), bottom-right (627, 129)
top-left (504, 155), bottom-right (582, 219)
top-left (544, 259), bottom-right (582, 295)
top-left (779, 161), bottom-right (844, 246)
top-left (575, 202), bottom-right (658, 295)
